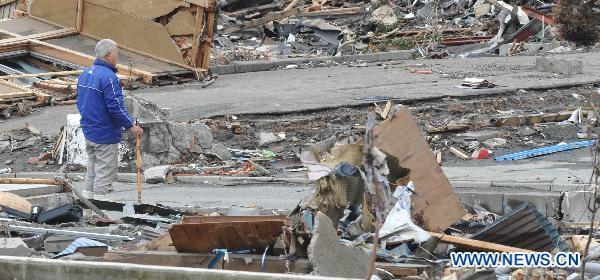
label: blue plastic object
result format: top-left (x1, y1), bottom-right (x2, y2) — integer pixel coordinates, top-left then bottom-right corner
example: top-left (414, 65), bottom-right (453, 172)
top-left (495, 140), bottom-right (595, 161)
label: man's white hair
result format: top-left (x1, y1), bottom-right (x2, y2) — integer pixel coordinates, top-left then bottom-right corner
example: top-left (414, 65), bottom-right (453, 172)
top-left (95, 39), bottom-right (118, 59)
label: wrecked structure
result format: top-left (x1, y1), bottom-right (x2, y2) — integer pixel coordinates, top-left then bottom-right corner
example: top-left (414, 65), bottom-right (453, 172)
top-left (0, 0), bottom-right (217, 119)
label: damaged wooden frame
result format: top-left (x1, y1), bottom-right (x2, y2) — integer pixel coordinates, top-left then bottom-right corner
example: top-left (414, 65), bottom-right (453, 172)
top-left (0, 0), bottom-right (217, 83)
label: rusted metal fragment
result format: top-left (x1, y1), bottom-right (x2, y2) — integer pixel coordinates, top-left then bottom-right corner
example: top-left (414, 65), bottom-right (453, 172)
top-left (170, 216), bottom-right (289, 253)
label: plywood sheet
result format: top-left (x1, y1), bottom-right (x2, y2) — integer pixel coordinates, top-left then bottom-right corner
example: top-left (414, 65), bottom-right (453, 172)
top-left (46, 35), bottom-right (185, 73)
top-left (82, 2), bottom-right (186, 65)
top-left (166, 11), bottom-right (195, 36)
top-left (0, 191), bottom-right (32, 213)
top-left (0, 18), bottom-right (61, 36)
top-left (87, 0), bottom-right (181, 19)
top-left (371, 107), bottom-right (466, 232)
top-left (0, 83), bottom-right (23, 93)
top-left (29, 0), bottom-right (78, 28)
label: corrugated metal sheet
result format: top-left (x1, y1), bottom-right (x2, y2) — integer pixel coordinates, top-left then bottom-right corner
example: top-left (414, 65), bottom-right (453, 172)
top-left (0, 1), bottom-right (17, 20)
top-left (470, 204), bottom-right (567, 252)
top-left (505, 18), bottom-right (543, 44)
top-left (495, 140), bottom-right (595, 161)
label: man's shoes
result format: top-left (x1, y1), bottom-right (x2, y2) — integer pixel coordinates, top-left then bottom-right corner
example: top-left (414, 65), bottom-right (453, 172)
top-left (94, 190), bottom-right (114, 201)
top-left (82, 190), bottom-right (94, 200)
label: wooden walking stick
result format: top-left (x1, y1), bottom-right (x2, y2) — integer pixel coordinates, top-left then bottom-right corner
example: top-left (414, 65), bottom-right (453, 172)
top-left (135, 119), bottom-right (142, 204)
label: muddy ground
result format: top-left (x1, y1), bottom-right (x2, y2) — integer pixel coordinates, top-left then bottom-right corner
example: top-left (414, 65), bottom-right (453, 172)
top-left (0, 84), bottom-right (594, 173)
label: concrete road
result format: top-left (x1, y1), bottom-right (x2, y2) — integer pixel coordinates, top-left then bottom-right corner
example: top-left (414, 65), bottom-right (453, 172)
top-left (68, 153), bottom-right (591, 212)
top-left (137, 51), bottom-right (600, 121)
top-left (3, 51), bottom-right (600, 134)
top-left (71, 180), bottom-right (313, 212)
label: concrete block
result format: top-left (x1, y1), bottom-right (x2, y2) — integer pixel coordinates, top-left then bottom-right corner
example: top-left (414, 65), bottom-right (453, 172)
top-left (503, 192), bottom-right (562, 219)
top-left (26, 193), bottom-right (73, 210)
top-left (535, 57), bottom-right (583, 75)
top-left (456, 191), bottom-right (504, 215)
top-left (209, 143), bottom-right (231, 160)
top-left (308, 212), bottom-right (369, 278)
top-left (144, 165), bottom-right (171, 184)
top-left (0, 238), bottom-right (30, 257)
top-left (562, 190), bottom-right (599, 223)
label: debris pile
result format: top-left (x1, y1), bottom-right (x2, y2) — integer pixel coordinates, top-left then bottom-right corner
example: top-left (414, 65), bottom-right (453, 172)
top-left (213, 0), bottom-right (569, 63)
top-left (1, 101), bottom-right (600, 279)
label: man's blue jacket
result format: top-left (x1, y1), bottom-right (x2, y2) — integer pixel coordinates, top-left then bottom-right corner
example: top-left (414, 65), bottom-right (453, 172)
top-left (77, 59), bottom-right (134, 144)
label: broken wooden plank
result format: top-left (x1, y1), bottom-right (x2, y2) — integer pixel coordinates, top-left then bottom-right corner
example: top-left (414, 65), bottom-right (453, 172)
top-left (380, 101), bottom-right (392, 119)
top-left (226, 3), bottom-right (280, 17)
top-left (284, 0), bottom-right (301, 11)
top-left (0, 178), bottom-right (57, 185)
top-left (449, 147), bottom-right (470, 160)
top-left (190, 6), bottom-right (205, 68)
top-left (169, 216), bottom-right (288, 253)
top-left (297, 6), bottom-right (363, 17)
top-left (200, 7), bottom-right (215, 70)
top-left (28, 39), bottom-right (156, 83)
top-left (183, 0), bottom-right (216, 8)
top-left (490, 111), bottom-right (579, 127)
top-left (76, 0), bottom-right (84, 32)
top-left (428, 123), bottom-right (471, 133)
top-left (429, 232), bottom-right (535, 253)
top-left (0, 92), bottom-right (34, 99)
top-left (0, 70), bottom-right (83, 80)
top-left (223, 7), bottom-right (304, 34)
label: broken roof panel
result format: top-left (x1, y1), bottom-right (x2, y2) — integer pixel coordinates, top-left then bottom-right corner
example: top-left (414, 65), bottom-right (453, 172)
top-left (470, 204), bottom-right (568, 252)
top-left (0, 18), bottom-right (60, 36)
top-left (46, 35), bottom-right (185, 73)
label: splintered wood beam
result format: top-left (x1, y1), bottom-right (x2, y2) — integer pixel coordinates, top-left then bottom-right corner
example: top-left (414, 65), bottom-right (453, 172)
top-left (0, 70), bottom-right (83, 79)
top-left (297, 6), bottom-right (364, 17)
top-left (183, 0), bottom-right (216, 8)
top-left (191, 5), bottom-right (205, 69)
top-left (284, 0), bottom-right (301, 11)
top-left (0, 92), bottom-right (35, 99)
top-left (200, 8), bottom-right (215, 70)
top-left (79, 33), bottom-right (206, 74)
top-left (0, 78), bottom-right (50, 103)
top-left (76, 0), bottom-right (85, 32)
top-left (0, 28), bottom-right (78, 47)
top-left (0, 178), bottom-right (58, 185)
top-left (28, 39), bottom-right (156, 84)
top-left (428, 232), bottom-right (536, 253)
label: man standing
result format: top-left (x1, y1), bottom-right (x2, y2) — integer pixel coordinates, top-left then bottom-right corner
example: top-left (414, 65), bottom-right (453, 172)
top-left (77, 39), bottom-right (143, 199)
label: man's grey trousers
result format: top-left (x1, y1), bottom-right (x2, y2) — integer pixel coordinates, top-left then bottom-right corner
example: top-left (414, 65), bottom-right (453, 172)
top-left (84, 140), bottom-right (118, 195)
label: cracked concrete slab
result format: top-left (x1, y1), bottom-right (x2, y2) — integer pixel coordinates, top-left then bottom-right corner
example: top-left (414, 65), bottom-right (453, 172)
top-left (308, 212), bottom-right (370, 278)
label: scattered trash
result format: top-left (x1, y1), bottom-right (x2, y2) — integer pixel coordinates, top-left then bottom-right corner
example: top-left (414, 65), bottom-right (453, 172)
top-left (460, 78), bottom-right (496, 89)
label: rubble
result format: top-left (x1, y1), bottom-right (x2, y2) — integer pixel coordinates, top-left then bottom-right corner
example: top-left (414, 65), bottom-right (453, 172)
top-left (307, 211), bottom-right (369, 278)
